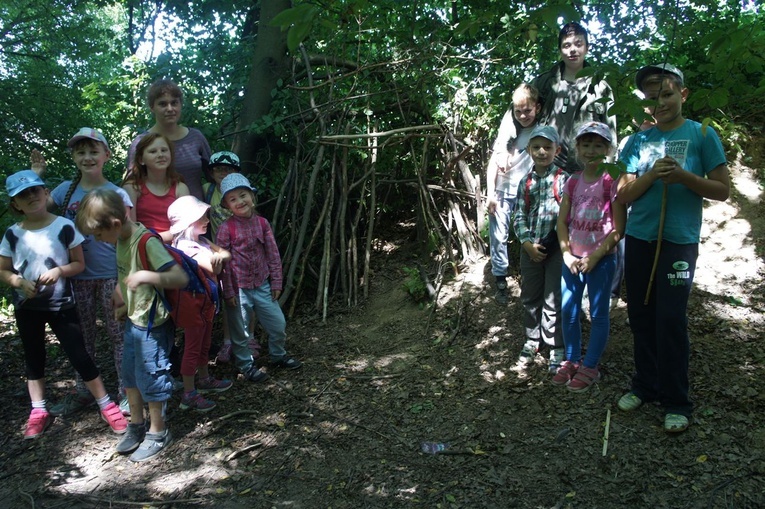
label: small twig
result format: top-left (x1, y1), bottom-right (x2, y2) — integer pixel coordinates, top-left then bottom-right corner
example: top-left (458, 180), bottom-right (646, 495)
top-left (602, 409), bottom-right (611, 457)
top-left (75, 495), bottom-right (205, 507)
top-left (344, 374), bottom-right (403, 380)
top-left (210, 410), bottom-right (260, 423)
top-left (19, 488), bottom-right (35, 509)
top-left (224, 442), bottom-right (264, 462)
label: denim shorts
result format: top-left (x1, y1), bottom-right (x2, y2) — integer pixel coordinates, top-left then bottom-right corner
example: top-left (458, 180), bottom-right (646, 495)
top-left (121, 319), bottom-right (174, 402)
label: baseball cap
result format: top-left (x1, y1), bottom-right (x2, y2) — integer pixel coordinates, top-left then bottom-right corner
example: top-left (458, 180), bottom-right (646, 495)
top-left (575, 122), bottom-right (613, 143)
top-left (167, 195), bottom-right (211, 235)
top-left (220, 173), bottom-right (257, 199)
top-left (209, 151), bottom-right (241, 170)
top-left (6, 170), bottom-right (46, 198)
top-left (67, 127), bottom-right (110, 150)
top-left (635, 63), bottom-right (684, 91)
top-left (529, 125), bottom-right (559, 144)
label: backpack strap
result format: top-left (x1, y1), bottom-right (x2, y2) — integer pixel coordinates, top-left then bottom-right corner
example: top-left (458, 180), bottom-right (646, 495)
top-left (204, 183), bottom-right (216, 205)
top-left (137, 231), bottom-right (172, 334)
top-left (525, 167), bottom-right (564, 214)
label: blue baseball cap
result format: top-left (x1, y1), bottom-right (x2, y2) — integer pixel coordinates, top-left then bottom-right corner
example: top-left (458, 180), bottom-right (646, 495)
top-left (529, 125), bottom-right (560, 144)
top-left (220, 173), bottom-right (257, 199)
top-left (6, 170), bottom-right (46, 198)
top-left (575, 122), bottom-right (613, 143)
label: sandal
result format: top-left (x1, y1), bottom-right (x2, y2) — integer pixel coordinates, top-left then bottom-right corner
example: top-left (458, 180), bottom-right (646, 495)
top-left (664, 413), bottom-right (689, 433)
top-left (567, 365), bottom-right (601, 392)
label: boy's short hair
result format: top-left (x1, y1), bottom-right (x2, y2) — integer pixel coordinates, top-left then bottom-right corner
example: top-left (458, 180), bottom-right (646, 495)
top-left (635, 63), bottom-right (684, 92)
top-left (68, 127), bottom-right (110, 151)
top-left (558, 22), bottom-right (588, 48)
top-left (75, 188), bottom-right (127, 234)
top-left (529, 125), bottom-right (559, 144)
top-left (512, 82), bottom-right (540, 105)
top-left (147, 79), bottom-right (183, 108)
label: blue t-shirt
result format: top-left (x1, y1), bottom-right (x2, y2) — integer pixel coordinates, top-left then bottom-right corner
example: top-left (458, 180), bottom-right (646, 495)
top-left (620, 120), bottom-right (726, 244)
top-left (52, 180), bottom-right (133, 280)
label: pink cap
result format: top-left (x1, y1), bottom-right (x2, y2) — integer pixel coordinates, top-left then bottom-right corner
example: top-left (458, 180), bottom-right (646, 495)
top-left (168, 195), bottom-right (210, 235)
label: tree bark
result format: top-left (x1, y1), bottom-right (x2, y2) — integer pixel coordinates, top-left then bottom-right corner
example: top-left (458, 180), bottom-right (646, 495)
top-left (233, 0), bottom-right (291, 174)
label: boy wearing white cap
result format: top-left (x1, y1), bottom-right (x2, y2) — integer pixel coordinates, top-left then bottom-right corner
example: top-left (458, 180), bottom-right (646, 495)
top-left (216, 173), bottom-right (302, 383)
top-left (616, 64), bottom-right (730, 432)
top-left (512, 125), bottom-right (567, 372)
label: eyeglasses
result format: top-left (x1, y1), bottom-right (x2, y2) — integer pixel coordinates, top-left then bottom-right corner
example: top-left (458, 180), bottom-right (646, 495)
top-left (212, 165), bottom-right (236, 174)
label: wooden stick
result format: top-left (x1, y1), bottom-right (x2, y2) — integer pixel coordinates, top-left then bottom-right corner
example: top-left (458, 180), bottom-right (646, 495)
top-left (644, 184), bottom-right (668, 304)
top-left (602, 409), bottom-right (611, 457)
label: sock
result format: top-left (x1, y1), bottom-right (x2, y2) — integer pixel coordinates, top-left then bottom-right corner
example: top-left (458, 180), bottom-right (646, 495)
top-left (31, 400), bottom-right (47, 411)
top-left (96, 394), bottom-right (111, 410)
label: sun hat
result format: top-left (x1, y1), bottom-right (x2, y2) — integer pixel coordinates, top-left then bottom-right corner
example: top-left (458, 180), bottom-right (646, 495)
top-left (529, 125), bottom-right (560, 144)
top-left (6, 170), bottom-right (46, 198)
top-left (209, 151), bottom-right (241, 170)
top-left (67, 127), bottom-right (110, 150)
top-left (635, 63), bottom-right (684, 91)
top-left (575, 122), bottom-right (613, 143)
top-left (167, 195), bottom-right (211, 235)
top-left (220, 173), bottom-right (257, 200)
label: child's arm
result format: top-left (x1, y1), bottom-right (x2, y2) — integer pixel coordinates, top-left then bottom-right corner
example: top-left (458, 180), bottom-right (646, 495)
top-left (0, 256), bottom-right (37, 299)
top-left (557, 194), bottom-right (579, 275)
top-left (122, 184), bottom-right (138, 222)
top-left (37, 245), bottom-right (85, 286)
top-left (486, 160), bottom-right (499, 215)
top-left (579, 200), bottom-right (626, 274)
top-left (112, 284), bottom-right (127, 321)
top-left (616, 157), bottom-right (664, 204)
top-left (203, 242), bottom-right (231, 275)
top-left (656, 162), bottom-right (730, 201)
top-left (176, 182), bottom-right (190, 199)
top-left (123, 264), bottom-right (189, 292)
top-left (30, 150), bottom-right (57, 211)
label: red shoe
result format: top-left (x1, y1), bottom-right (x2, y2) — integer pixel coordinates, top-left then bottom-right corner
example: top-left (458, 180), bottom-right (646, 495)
top-left (24, 409), bottom-right (52, 440)
top-left (567, 365), bottom-right (602, 392)
top-left (101, 402), bottom-right (128, 434)
top-left (551, 360), bottom-right (579, 386)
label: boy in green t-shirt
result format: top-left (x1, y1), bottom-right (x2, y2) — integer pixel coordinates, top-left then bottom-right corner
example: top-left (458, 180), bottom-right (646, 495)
top-left (76, 188), bottom-right (188, 462)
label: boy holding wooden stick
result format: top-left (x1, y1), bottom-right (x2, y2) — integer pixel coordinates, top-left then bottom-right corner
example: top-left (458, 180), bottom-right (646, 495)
top-left (616, 63), bottom-right (729, 433)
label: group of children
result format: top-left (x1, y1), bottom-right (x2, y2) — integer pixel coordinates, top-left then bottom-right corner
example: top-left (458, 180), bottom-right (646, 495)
top-left (2, 126), bottom-right (300, 461)
top-left (488, 63), bottom-right (729, 433)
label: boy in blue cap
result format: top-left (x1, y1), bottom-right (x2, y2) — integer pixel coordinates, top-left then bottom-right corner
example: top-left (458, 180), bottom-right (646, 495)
top-left (512, 125), bottom-right (567, 372)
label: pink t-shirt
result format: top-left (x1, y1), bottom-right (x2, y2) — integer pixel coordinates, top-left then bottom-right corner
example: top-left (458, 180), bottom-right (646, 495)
top-left (563, 173), bottom-right (617, 257)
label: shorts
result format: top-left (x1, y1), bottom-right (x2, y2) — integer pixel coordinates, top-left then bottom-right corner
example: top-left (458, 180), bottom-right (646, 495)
top-left (121, 319), bottom-right (174, 402)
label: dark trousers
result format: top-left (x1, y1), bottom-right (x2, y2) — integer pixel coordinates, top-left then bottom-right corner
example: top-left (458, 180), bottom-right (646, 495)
top-left (519, 248), bottom-right (563, 349)
top-left (625, 235), bottom-right (697, 417)
top-left (17, 306), bottom-right (100, 382)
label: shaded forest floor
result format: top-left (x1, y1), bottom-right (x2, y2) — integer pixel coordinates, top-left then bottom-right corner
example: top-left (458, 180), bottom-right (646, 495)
top-left (0, 161), bottom-right (763, 509)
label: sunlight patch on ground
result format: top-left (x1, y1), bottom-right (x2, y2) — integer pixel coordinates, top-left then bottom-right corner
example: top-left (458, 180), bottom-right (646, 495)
top-left (731, 166), bottom-right (763, 203)
top-left (697, 199), bottom-right (762, 304)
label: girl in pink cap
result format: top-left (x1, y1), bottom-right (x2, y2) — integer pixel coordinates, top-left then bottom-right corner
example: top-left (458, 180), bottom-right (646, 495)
top-left (553, 122), bottom-right (626, 391)
top-left (167, 195), bottom-right (233, 411)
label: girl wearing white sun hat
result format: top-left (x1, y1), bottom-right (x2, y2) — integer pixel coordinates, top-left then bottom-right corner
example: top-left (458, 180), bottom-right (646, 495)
top-left (167, 195), bottom-right (233, 413)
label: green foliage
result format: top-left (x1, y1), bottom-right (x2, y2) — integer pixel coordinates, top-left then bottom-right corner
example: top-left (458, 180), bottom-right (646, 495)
top-left (402, 266), bottom-right (428, 303)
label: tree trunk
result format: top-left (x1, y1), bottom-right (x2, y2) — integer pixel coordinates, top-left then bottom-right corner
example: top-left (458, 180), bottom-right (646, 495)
top-left (233, 0), bottom-right (291, 173)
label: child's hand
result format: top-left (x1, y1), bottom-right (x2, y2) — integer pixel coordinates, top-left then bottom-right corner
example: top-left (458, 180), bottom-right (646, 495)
top-left (225, 296), bottom-right (238, 308)
top-left (17, 278), bottom-right (39, 299)
top-left (30, 149), bottom-right (47, 175)
top-left (523, 242), bottom-right (547, 263)
top-left (114, 304), bottom-right (127, 321)
top-left (271, 289), bottom-right (282, 301)
top-left (578, 254), bottom-right (601, 274)
top-left (37, 267), bottom-right (63, 286)
top-left (655, 157), bottom-right (687, 185)
top-left (123, 270), bottom-right (152, 292)
top-left (487, 197), bottom-right (498, 215)
top-left (563, 251), bottom-right (580, 275)
top-left (210, 253), bottom-right (224, 274)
